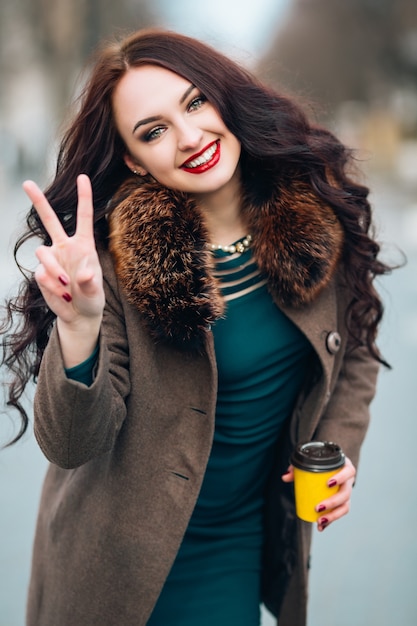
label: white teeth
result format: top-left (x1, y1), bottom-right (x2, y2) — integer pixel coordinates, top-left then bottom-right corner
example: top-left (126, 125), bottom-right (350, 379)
top-left (185, 143), bottom-right (217, 168)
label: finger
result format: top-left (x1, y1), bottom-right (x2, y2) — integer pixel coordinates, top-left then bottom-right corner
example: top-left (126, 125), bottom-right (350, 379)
top-left (76, 270), bottom-right (103, 299)
top-left (22, 180), bottom-right (67, 243)
top-left (74, 174), bottom-right (94, 239)
top-left (36, 245), bottom-right (99, 302)
top-left (281, 465), bottom-right (294, 482)
top-left (315, 476), bottom-right (354, 514)
top-left (326, 459), bottom-right (356, 488)
top-left (317, 498), bottom-right (351, 531)
top-left (35, 245), bottom-right (70, 285)
top-left (34, 265), bottom-right (72, 305)
top-left (317, 490), bottom-right (352, 530)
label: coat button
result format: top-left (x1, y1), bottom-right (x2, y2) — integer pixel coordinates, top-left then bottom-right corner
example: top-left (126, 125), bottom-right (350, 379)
top-left (326, 331), bottom-right (341, 354)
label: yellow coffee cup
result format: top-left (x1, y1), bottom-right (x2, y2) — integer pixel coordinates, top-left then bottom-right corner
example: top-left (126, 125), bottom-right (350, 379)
top-left (291, 441), bottom-right (345, 523)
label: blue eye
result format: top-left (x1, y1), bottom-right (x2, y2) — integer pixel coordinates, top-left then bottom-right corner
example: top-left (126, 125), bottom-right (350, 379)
top-left (143, 126), bottom-right (166, 142)
top-left (188, 94), bottom-right (207, 111)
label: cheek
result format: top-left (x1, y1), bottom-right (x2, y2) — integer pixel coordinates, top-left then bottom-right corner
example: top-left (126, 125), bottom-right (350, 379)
top-left (137, 154), bottom-right (176, 183)
top-left (225, 135), bottom-right (241, 164)
top-left (141, 152), bottom-right (169, 174)
top-left (124, 143), bottom-right (154, 170)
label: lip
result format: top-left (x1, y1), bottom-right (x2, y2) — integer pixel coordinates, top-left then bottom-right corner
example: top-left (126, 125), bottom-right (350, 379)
top-left (180, 140), bottom-right (220, 174)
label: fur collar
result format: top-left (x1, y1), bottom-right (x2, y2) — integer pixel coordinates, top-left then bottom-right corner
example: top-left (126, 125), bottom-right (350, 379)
top-left (108, 177), bottom-right (343, 349)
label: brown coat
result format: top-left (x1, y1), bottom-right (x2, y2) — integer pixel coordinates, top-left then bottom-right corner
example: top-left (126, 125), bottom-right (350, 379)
top-left (26, 180), bottom-right (379, 626)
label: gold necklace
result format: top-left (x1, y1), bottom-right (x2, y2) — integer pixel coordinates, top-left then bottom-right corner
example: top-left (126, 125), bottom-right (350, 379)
top-left (207, 234), bottom-right (252, 255)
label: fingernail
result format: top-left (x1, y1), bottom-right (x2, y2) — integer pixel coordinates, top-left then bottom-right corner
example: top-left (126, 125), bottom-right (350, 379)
top-left (62, 292), bottom-right (72, 302)
top-left (317, 504), bottom-right (327, 513)
top-left (328, 479), bottom-right (337, 488)
top-left (320, 517), bottom-right (329, 528)
top-left (59, 275), bottom-right (69, 286)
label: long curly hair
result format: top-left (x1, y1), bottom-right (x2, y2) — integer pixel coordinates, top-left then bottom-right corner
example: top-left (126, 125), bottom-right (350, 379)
top-left (1, 28), bottom-right (392, 444)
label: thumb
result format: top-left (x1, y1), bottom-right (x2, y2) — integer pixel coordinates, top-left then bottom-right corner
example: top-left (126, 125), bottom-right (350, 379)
top-left (281, 465), bottom-right (294, 483)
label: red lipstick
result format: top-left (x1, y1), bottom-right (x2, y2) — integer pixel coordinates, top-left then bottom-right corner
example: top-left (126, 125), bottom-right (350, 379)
top-left (181, 140), bottom-right (220, 174)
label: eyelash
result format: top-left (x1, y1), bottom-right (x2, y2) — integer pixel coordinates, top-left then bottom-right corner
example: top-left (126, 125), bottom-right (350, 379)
top-left (188, 94), bottom-right (207, 111)
top-left (142, 93), bottom-right (208, 142)
top-left (143, 127), bottom-right (165, 142)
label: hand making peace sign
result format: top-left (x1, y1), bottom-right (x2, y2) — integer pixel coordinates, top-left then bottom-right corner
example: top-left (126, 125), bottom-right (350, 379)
top-left (22, 174), bottom-right (105, 366)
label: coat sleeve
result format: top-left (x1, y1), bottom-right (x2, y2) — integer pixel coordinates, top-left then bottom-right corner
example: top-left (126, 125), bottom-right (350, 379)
top-left (33, 260), bottom-right (131, 469)
top-left (304, 266), bottom-right (382, 470)
top-left (312, 330), bottom-right (380, 471)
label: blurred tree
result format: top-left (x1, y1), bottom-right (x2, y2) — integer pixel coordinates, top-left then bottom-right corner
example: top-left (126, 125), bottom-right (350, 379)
top-left (0, 0), bottom-right (158, 175)
top-left (0, 0), bottom-right (157, 114)
top-left (259, 0), bottom-right (417, 118)
top-left (26, 0), bottom-right (157, 105)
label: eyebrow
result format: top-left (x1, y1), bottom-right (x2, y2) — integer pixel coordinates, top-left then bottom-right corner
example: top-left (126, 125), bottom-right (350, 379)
top-left (179, 83), bottom-right (196, 104)
top-left (132, 83), bottom-right (197, 134)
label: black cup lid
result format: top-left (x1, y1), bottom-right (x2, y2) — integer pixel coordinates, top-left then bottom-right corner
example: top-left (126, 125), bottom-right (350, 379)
top-left (291, 441), bottom-right (345, 472)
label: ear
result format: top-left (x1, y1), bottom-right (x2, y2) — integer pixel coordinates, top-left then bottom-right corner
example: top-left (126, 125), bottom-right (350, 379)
top-left (123, 154), bottom-right (148, 177)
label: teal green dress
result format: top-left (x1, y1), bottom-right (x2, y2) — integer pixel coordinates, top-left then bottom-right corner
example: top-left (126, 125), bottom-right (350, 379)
top-left (147, 244), bottom-right (312, 625)
top-left (67, 242), bottom-right (312, 626)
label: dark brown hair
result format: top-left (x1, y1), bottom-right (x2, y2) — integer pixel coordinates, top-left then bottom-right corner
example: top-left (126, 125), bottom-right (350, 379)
top-left (1, 28), bottom-right (392, 443)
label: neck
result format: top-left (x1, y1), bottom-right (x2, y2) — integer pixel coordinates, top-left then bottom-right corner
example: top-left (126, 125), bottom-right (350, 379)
top-left (192, 169), bottom-right (247, 246)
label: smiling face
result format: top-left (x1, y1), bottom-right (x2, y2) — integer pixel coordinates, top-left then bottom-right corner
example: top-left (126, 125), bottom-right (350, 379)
top-left (112, 64), bottom-right (242, 198)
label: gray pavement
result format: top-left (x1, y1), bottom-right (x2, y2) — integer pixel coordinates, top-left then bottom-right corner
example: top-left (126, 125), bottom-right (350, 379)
top-left (0, 172), bottom-right (416, 626)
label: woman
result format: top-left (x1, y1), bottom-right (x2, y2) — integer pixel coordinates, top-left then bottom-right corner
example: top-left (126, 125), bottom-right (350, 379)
top-left (2, 29), bottom-right (390, 626)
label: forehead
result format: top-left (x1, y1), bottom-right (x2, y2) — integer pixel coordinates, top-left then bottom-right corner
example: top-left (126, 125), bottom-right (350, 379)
top-left (113, 64), bottom-right (192, 118)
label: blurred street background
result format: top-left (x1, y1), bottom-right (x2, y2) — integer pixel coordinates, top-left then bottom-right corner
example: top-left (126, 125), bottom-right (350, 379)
top-left (1, 1), bottom-right (416, 625)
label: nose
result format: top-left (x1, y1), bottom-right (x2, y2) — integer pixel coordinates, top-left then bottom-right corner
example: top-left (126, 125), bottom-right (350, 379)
top-left (176, 119), bottom-right (203, 152)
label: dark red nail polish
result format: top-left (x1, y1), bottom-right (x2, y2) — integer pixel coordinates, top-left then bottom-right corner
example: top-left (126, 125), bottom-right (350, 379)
top-left (320, 517), bottom-right (329, 528)
top-left (59, 275), bottom-right (68, 286)
top-left (62, 292), bottom-right (72, 302)
top-left (328, 479), bottom-right (337, 488)
top-left (317, 504), bottom-right (326, 513)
